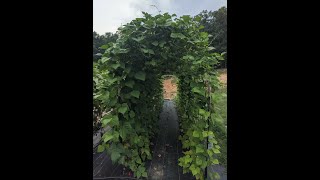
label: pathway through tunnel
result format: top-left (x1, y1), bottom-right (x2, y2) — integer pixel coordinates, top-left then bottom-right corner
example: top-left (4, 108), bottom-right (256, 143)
top-left (147, 100), bottom-right (194, 180)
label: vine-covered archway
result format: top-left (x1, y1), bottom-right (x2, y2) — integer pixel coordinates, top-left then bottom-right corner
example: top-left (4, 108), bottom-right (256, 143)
top-left (94, 12), bottom-right (225, 180)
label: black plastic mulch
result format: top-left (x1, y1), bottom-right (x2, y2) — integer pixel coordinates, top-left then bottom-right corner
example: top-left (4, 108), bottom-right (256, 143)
top-left (93, 100), bottom-right (220, 180)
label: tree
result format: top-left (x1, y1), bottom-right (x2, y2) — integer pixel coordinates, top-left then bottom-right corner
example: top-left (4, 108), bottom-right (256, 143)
top-left (196, 7), bottom-right (227, 68)
top-left (93, 31), bottom-right (118, 61)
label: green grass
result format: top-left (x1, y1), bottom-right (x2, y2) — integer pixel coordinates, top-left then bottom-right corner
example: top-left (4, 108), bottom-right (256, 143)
top-left (215, 86), bottom-right (227, 126)
top-left (213, 70), bottom-right (227, 173)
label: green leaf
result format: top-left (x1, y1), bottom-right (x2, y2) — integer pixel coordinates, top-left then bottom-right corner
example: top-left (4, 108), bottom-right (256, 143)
top-left (138, 165), bottom-right (145, 171)
top-left (202, 131), bottom-right (208, 137)
top-left (217, 55), bottom-right (224, 61)
top-left (196, 146), bottom-right (204, 153)
top-left (201, 161), bottom-right (208, 169)
top-left (119, 128), bottom-right (127, 139)
top-left (113, 131), bottom-right (119, 141)
top-left (209, 138), bottom-right (218, 144)
top-left (93, 78), bottom-right (98, 85)
top-left (124, 66), bottom-right (131, 73)
top-left (196, 157), bottom-right (202, 165)
top-left (181, 15), bottom-right (191, 22)
top-left (142, 172), bottom-right (147, 177)
top-left (119, 156), bottom-right (125, 164)
top-left (108, 77), bottom-right (118, 84)
top-left (104, 134), bottom-right (113, 143)
top-left (97, 145), bottom-right (105, 152)
top-left (212, 139), bottom-right (218, 144)
top-left (146, 60), bottom-right (156, 66)
top-left (152, 41), bottom-right (158, 46)
top-left (111, 63), bottom-right (120, 69)
top-left (118, 107), bottom-right (128, 114)
top-left (200, 32), bottom-right (208, 38)
top-left (102, 117), bottom-right (112, 126)
top-left (141, 48), bottom-right (154, 54)
top-left (192, 131), bottom-right (200, 137)
top-left (171, 32), bottom-right (186, 39)
top-left (125, 80), bottom-right (135, 88)
top-left (164, 20), bottom-right (172, 26)
top-left (212, 159), bottom-right (219, 164)
top-left (132, 36), bottom-right (145, 42)
top-left (207, 149), bottom-right (213, 157)
top-left (113, 48), bottom-right (129, 54)
top-left (159, 41), bottom-right (166, 47)
top-left (145, 149), bottom-right (151, 158)
top-left (102, 115), bottom-right (118, 126)
top-left (111, 151), bottom-right (121, 162)
top-left (100, 45), bottom-right (108, 49)
top-left (101, 57), bottom-right (110, 63)
top-left (136, 157), bottom-right (142, 164)
top-left (189, 165), bottom-right (195, 173)
top-left (133, 136), bottom-right (138, 144)
top-left (183, 55), bottom-right (195, 60)
top-left (213, 148), bottom-right (221, 154)
top-left (215, 145), bottom-right (221, 149)
top-left (184, 155), bottom-right (192, 164)
top-left (124, 122), bottom-right (132, 132)
top-left (130, 90), bottom-right (140, 98)
top-left (136, 171), bottom-right (141, 178)
top-left (135, 71), bottom-right (146, 81)
top-left (141, 48), bottom-right (149, 53)
top-left (190, 166), bottom-right (200, 176)
top-left (148, 49), bottom-right (155, 55)
top-left (208, 46), bottom-right (215, 51)
top-left (118, 104), bottom-right (128, 114)
top-left (109, 98), bottom-right (117, 106)
top-left (129, 111), bottom-right (135, 118)
top-left (213, 172), bottom-right (220, 179)
top-left (192, 87), bottom-right (205, 96)
top-left (199, 109), bottom-right (206, 115)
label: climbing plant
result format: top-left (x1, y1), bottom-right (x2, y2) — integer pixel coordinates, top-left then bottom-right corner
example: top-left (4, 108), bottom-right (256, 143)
top-left (94, 12), bottom-right (224, 179)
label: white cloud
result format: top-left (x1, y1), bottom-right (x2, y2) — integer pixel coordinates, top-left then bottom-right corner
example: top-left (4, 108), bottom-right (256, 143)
top-left (93, 0), bottom-right (227, 34)
top-left (93, 0), bottom-right (156, 34)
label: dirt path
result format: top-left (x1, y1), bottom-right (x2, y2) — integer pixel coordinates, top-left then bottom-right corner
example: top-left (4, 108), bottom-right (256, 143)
top-left (162, 70), bottom-right (227, 99)
top-left (218, 69), bottom-right (227, 86)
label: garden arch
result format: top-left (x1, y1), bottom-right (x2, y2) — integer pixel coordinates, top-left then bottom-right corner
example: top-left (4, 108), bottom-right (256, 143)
top-left (94, 12), bottom-right (224, 180)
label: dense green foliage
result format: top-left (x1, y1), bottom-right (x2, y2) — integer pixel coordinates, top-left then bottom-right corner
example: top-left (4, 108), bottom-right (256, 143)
top-left (93, 32), bottom-right (119, 133)
top-left (93, 11), bottom-right (226, 180)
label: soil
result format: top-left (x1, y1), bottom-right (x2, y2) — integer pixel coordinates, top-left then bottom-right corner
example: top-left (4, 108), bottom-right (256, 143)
top-left (163, 78), bottom-right (177, 100)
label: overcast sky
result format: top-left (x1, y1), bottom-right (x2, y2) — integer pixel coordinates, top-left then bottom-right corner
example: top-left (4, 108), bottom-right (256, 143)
top-left (93, 0), bottom-right (227, 34)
